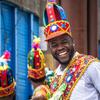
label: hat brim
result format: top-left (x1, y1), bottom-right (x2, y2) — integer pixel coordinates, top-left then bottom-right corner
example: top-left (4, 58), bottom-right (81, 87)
top-left (45, 31), bottom-right (72, 41)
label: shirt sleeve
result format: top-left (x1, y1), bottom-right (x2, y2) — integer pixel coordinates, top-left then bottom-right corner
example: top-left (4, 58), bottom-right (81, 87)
top-left (87, 61), bottom-right (100, 93)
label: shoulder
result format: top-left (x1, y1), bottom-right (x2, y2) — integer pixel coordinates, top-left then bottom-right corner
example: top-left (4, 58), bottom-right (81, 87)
top-left (85, 61), bottom-right (100, 80)
top-left (79, 54), bottom-right (99, 70)
top-left (84, 61), bottom-right (100, 92)
top-left (87, 61), bottom-right (100, 72)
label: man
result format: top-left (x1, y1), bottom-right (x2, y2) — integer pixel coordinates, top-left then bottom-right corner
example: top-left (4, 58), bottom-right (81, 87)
top-left (48, 33), bottom-right (100, 100)
top-left (33, 0), bottom-right (100, 99)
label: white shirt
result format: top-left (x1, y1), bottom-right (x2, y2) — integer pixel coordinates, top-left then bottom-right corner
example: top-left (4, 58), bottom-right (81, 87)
top-left (56, 62), bottom-right (100, 100)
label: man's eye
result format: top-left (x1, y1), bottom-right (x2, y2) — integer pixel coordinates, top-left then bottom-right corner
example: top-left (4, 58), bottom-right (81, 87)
top-left (51, 43), bottom-right (58, 48)
top-left (61, 40), bottom-right (68, 44)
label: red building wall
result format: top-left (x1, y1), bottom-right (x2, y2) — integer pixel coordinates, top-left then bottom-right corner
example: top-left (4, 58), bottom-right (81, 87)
top-left (61, 0), bottom-right (97, 57)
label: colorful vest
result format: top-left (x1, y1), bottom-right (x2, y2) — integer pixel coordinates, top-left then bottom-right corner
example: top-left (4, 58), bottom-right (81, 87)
top-left (50, 53), bottom-right (99, 99)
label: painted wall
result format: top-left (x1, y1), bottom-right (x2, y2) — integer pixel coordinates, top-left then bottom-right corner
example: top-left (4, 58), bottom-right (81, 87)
top-left (98, 0), bottom-right (100, 59)
top-left (0, 1), bottom-right (39, 100)
top-left (98, 0), bottom-right (100, 40)
top-left (6, 0), bottom-right (40, 16)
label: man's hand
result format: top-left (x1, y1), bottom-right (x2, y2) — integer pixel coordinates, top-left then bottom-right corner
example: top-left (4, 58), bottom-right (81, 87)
top-left (31, 95), bottom-right (47, 100)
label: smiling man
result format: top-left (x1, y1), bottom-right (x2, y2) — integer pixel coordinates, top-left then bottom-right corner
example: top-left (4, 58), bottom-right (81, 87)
top-left (48, 34), bottom-right (75, 69)
top-left (41, 0), bottom-right (100, 100)
top-left (32, 0), bottom-right (100, 100)
top-left (47, 34), bottom-right (100, 100)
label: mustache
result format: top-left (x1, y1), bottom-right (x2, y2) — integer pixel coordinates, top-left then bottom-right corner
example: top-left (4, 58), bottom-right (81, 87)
top-left (53, 48), bottom-right (75, 65)
top-left (56, 48), bottom-right (70, 55)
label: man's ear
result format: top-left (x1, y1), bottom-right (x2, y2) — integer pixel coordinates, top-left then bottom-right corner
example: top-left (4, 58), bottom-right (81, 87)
top-left (47, 42), bottom-right (51, 50)
top-left (72, 39), bottom-right (75, 46)
top-left (47, 42), bottom-right (49, 46)
top-left (73, 43), bottom-right (75, 47)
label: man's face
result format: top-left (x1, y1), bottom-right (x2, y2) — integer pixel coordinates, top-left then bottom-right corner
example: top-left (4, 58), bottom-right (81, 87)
top-left (48, 34), bottom-right (75, 65)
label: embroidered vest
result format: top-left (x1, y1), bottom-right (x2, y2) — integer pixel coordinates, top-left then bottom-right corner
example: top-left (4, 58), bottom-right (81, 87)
top-left (50, 54), bottom-right (99, 99)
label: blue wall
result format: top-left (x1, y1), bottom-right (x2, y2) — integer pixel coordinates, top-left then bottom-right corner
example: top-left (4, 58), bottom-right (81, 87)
top-left (0, 2), bottom-right (15, 75)
top-left (0, 1), bottom-right (39, 100)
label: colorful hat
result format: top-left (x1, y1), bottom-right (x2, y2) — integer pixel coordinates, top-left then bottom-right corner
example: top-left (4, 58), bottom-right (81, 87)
top-left (43, 0), bottom-right (71, 41)
top-left (28, 36), bottom-right (46, 80)
top-left (0, 51), bottom-right (15, 97)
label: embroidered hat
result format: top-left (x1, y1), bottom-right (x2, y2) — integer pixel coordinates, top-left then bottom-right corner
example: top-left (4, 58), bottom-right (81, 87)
top-left (28, 36), bottom-right (46, 80)
top-left (0, 51), bottom-right (15, 97)
top-left (43, 0), bottom-right (71, 41)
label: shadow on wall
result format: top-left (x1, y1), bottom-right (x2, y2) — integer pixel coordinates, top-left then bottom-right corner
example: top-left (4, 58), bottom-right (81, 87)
top-left (98, 40), bottom-right (100, 59)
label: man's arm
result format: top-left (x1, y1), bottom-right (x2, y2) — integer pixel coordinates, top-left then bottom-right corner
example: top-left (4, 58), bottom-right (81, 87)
top-left (31, 95), bottom-right (47, 100)
top-left (87, 61), bottom-right (100, 92)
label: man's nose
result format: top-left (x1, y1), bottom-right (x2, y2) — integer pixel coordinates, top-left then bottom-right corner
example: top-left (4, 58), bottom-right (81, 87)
top-left (57, 44), bottom-right (64, 50)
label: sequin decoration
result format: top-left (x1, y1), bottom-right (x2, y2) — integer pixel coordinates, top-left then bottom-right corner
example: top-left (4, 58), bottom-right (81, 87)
top-left (61, 23), bottom-right (66, 28)
top-left (50, 24), bottom-right (58, 32)
top-left (66, 75), bottom-right (73, 83)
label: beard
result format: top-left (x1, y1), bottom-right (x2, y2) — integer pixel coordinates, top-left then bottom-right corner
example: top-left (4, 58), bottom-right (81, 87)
top-left (52, 47), bottom-right (75, 66)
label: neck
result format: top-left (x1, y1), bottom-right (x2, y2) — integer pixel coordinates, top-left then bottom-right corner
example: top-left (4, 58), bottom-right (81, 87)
top-left (60, 64), bottom-right (67, 71)
top-left (60, 51), bottom-right (76, 71)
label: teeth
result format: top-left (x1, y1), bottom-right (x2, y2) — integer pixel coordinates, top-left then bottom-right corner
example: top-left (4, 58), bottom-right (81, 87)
top-left (59, 52), bottom-right (67, 56)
